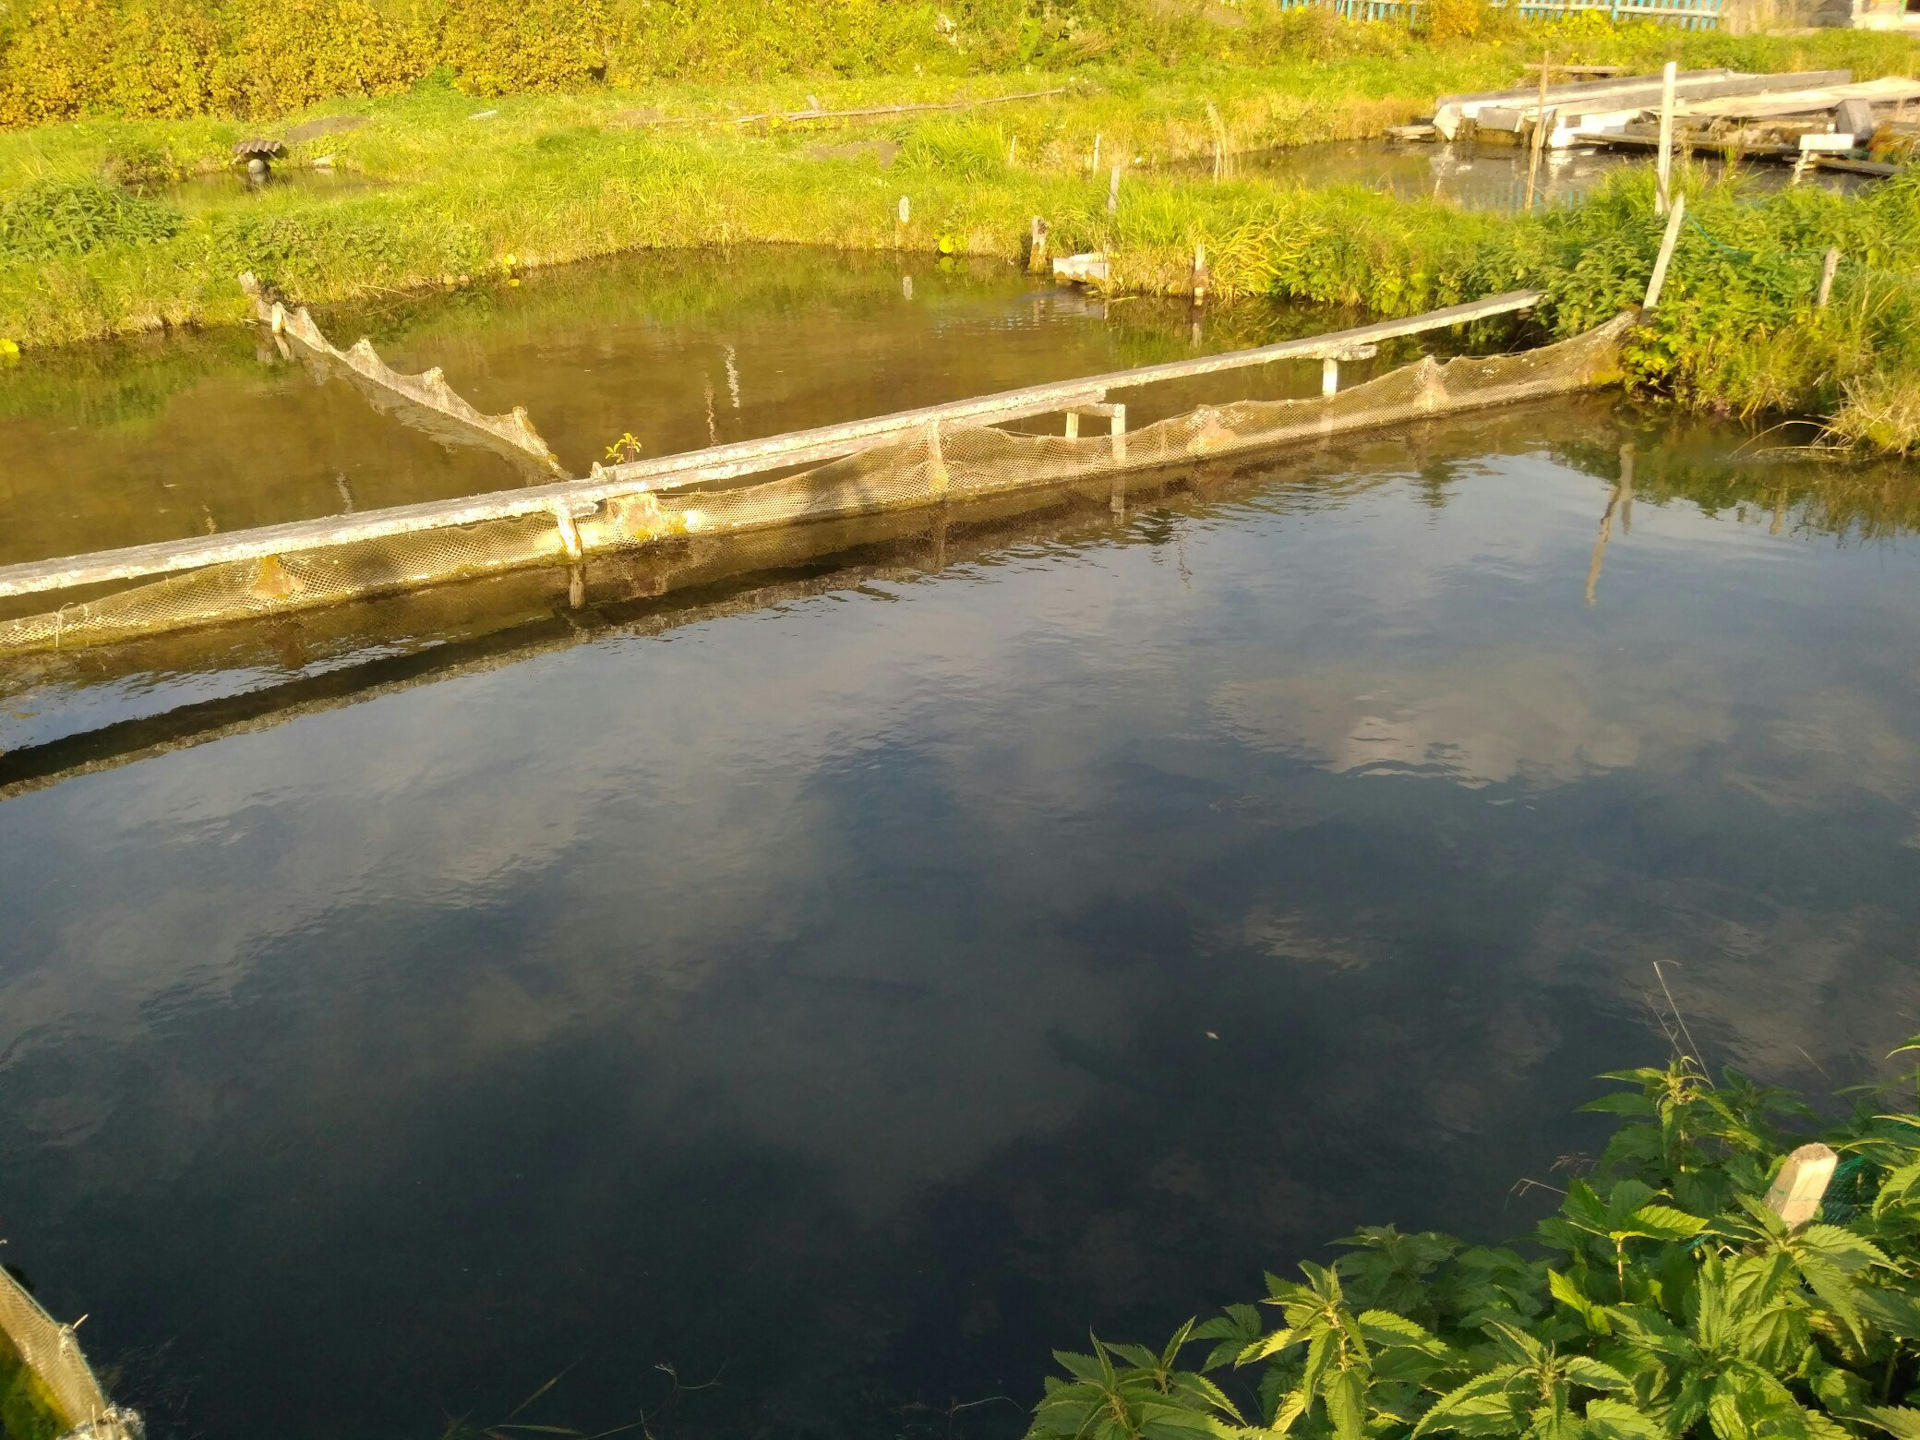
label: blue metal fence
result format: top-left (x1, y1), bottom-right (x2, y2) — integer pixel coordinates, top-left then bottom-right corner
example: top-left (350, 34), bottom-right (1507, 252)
top-left (1296, 0), bottom-right (1721, 28)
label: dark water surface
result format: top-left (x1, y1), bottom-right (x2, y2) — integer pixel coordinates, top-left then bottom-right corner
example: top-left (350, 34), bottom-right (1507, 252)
top-left (4, 248), bottom-right (1920, 1440)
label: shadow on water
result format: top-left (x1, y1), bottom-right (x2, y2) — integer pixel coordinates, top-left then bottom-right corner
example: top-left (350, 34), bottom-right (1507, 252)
top-left (3, 246), bottom-right (1920, 1440)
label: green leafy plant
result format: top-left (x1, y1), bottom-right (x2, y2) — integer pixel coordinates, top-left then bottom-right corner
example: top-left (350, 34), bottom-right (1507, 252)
top-left (1027, 1031), bottom-right (1920, 1440)
top-left (0, 177), bottom-right (180, 261)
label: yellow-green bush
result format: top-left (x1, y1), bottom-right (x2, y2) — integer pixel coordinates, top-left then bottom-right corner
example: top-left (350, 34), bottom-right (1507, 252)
top-left (0, 0), bottom-right (122, 124)
top-left (216, 0), bottom-right (428, 116)
top-left (0, 0), bottom-right (1273, 124)
top-left (1422, 0), bottom-right (1491, 42)
top-left (441, 0), bottom-right (611, 94)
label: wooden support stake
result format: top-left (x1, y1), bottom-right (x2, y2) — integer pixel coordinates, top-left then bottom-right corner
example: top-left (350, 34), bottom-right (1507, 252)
top-left (1322, 357), bottom-right (1340, 396)
top-left (1526, 54), bottom-right (1552, 215)
top-left (1108, 163), bottom-right (1123, 215)
top-left (1656, 60), bottom-right (1677, 216)
top-left (1009, 134), bottom-right (1018, 166)
top-left (550, 502), bottom-right (584, 561)
top-left (1091, 132), bottom-right (1101, 173)
top-left (1765, 1143), bottom-right (1838, 1229)
top-left (1644, 193), bottom-right (1686, 310)
top-left (1526, 110), bottom-right (1555, 214)
top-left (1192, 241), bottom-right (1208, 305)
top-left (1816, 246), bottom-right (1841, 309)
top-left (1029, 216), bottom-right (1050, 274)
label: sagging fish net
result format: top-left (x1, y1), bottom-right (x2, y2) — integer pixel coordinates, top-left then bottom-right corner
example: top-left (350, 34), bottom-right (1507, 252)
top-left (0, 314), bottom-right (1629, 657)
top-left (0, 1261), bottom-right (137, 1439)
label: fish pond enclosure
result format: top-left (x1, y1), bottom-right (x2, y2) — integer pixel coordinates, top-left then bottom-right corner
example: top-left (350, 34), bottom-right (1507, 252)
top-left (5, 248), bottom-right (1920, 1439)
top-left (0, 278), bottom-right (1628, 654)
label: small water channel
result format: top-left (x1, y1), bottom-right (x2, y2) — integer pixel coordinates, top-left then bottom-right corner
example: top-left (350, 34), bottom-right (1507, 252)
top-left (3, 247), bottom-right (1920, 1440)
top-left (1226, 137), bottom-right (1872, 209)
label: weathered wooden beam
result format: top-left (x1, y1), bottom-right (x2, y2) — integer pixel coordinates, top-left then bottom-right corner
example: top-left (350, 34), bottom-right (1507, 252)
top-left (1644, 194), bottom-right (1687, 310)
top-left (0, 291), bottom-right (1543, 601)
top-left (1657, 62), bottom-right (1678, 215)
top-left (1438, 68), bottom-right (1844, 116)
top-left (1817, 246), bottom-right (1842, 308)
top-left (1764, 1143), bottom-right (1838, 1228)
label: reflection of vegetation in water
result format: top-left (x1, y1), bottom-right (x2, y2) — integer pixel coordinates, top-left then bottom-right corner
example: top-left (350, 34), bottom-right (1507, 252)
top-left (1556, 415), bottom-right (1920, 545)
top-left (0, 326), bottom-right (266, 432)
top-left (1025, 1029), bottom-right (1920, 1440)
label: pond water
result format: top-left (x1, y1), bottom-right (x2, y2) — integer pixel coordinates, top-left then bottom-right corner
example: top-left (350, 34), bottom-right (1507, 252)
top-left (1226, 138), bottom-right (1871, 210)
top-left (4, 248), bottom-right (1920, 1440)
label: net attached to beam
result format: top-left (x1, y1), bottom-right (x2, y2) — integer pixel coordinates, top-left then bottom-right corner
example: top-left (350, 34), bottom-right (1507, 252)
top-left (0, 315), bottom-right (1629, 657)
top-left (0, 1262), bottom-right (136, 1440)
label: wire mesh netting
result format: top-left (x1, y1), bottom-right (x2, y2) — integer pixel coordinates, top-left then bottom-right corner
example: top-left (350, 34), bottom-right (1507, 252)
top-left (0, 1262), bottom-right (135, 1438)
top-left (0, 314), bottom-right (1630, 657)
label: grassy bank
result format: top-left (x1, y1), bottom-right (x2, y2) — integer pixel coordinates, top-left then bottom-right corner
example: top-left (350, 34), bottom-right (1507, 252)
top-left (3, 15), bottom-right (1920, 447)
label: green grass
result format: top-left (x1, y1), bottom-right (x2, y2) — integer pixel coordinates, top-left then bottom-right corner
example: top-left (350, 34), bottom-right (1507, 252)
top-left (3, 20), bottom-right (1920, 448)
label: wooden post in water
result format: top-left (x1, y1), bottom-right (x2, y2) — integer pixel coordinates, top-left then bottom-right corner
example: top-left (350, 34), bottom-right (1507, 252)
top-left (1029, 216), bottom-right (1050, 274)
top-left (1526, 111), bottom-right (1555, 213)
top-left (1644, 193), bottom-right (1686, 310)
top-left (1765, 1144), bottom-right (1838, 1229)
top-left (1322, 357), bottom-right (1340, 396)
top-left (1816, 246), bottom-right (1841, 309)
top-left (1192, 241), bottom-right (1208, 305)
top-left (1525, 55), bottom-right (1552, 213)
top-left (896, 194), bottom-right (910, 249)
top-left (1656, 61), bottom-right (1678, 216)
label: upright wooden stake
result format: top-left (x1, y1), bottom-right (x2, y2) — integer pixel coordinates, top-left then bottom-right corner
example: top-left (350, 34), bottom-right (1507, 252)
top-left (1091, 132), bottom-right (1101, 173)
top-left (1322, 357), bottom-right (1340, 396)
top-left (1765, 1144), bottom-right (1838, 1229)
top-left (1108, 163), bottom-right (1123, 215)
top-left (1643, 192), bottom-right (1686, 310)
top-left (1029, 216), bottom-right (1050, 274)
top-left (1526, 54), bottom-right (1552, 215)
top-left (1192, 241), bottom-right (1209, 305)
top-left (1816, 246), bottom-right (1841, 308)
top-left (1656, 60), bottom-right (1677, 216)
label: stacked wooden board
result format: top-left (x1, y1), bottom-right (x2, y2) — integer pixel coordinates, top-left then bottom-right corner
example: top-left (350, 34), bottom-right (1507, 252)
top-left (1401, 66), bottom-right (1916, 176)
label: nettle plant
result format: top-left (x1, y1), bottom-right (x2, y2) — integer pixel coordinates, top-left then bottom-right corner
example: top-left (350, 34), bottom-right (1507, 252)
top-left (1028, 1038), bottom-right (1920, 1440)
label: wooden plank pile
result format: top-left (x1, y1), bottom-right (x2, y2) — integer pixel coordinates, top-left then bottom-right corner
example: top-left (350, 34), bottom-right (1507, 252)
top-left (1396, 67), bottom-right (1918, 175)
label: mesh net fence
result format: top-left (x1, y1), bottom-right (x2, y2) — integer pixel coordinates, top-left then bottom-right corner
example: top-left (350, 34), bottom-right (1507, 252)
top-left (0, 315), bottom-right (1630, 658)
top-left (0, 1262), bottom-right (132, 1438)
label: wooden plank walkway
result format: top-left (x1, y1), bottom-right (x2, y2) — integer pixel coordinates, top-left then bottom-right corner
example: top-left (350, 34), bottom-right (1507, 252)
top-left (1288, 0), bottom-right (1725, 28)
top-left (0, 290), bottom-right (1543, 602)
